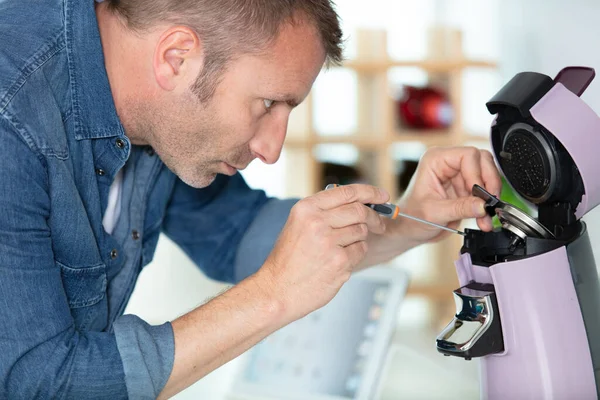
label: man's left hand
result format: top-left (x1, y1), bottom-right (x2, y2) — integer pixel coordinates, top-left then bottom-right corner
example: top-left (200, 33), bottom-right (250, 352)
top-left (393, 146), bottom-right (502, 245)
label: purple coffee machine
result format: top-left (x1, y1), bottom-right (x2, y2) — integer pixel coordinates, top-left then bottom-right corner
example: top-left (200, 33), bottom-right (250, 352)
top-left (436, 66), bottom-right (600, 399)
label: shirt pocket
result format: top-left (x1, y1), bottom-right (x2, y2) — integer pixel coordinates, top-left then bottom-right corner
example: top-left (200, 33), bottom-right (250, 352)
top-left (57, 261), bottom-right (107, 308)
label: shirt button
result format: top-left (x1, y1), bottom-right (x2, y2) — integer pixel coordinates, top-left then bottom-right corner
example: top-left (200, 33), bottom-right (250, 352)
top-left (110, 249), bottom-right (118, 259)
top-left (96, 168), bottom-right (105, 176)
top-left (115, 138), bottom-right (126, 149)
top-left (146, 147), bottom-right (155, 156)
top-left (131, 230), bottom-right (140, 240)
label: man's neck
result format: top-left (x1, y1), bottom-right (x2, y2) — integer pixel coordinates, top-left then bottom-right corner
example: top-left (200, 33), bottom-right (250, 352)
top-left (95, 4), bottom-right (152, 145)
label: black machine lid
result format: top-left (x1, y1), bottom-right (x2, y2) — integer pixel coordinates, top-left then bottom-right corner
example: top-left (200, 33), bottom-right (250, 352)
top-left (485, 68), bottom-right (589, 209)
top-left (482, 67), bottom-right (593, 238)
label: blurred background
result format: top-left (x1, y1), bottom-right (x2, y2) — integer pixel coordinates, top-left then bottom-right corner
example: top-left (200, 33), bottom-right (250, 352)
top-left (125, 0), bottom-right (600, 398)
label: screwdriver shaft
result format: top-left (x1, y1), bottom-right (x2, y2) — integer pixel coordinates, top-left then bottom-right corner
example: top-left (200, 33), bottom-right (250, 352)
top-left (325, 183), bottom-right (466, 236)
top-left (394, 211), bottom-right (466, 236)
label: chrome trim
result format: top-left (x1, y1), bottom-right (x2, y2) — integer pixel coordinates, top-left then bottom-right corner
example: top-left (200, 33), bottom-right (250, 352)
top-left (436, 287), bottom-right (496, 353)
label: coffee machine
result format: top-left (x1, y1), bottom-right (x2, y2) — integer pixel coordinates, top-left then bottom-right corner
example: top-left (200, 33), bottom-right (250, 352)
top-left (435, 66), bottom-right (600, 399)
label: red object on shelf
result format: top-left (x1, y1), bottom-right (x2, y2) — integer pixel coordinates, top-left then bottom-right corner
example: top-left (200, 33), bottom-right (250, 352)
top-left (397, 85), bottom-right (454, 130)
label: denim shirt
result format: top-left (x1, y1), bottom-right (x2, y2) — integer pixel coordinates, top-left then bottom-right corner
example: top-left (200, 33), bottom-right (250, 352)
top-left (0, 0), bottom-right (295, 398)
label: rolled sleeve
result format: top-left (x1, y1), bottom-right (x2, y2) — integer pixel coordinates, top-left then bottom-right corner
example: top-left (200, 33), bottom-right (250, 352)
top-left (113, 315), bottom-right (175, 399)
top-left (234, 198), bottom-right (297, 281)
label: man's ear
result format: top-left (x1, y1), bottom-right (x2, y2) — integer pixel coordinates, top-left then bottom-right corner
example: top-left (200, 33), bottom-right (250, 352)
top-left (153, 26), bottom-right (203, 91)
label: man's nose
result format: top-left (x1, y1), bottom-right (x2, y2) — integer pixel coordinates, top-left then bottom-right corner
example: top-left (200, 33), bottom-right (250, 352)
top-left (250, 114), bottom-right (289, 165)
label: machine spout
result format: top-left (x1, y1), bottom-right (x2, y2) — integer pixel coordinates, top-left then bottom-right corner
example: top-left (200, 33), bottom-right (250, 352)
top-left (436, 282), bottom-right (504, 360)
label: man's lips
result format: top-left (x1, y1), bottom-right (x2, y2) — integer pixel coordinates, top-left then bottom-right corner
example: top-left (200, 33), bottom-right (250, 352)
top-left (226, 160), bottom-right (252, 171)
top-left (222, 162), bottom-right (237, 175)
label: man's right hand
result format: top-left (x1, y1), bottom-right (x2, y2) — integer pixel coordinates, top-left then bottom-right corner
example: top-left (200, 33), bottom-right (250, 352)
top-left (160, 184), bottom-right (390, 399)
top-left (258, 184), bottom-right (390, 322)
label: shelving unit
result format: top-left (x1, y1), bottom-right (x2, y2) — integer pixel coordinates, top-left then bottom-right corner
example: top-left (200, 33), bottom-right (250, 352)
top-left (283, 28), bottom-right (497, 326)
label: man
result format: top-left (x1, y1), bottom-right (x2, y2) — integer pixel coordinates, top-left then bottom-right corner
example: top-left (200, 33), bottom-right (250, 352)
top-left (0, 0), bottom-right (500, 398)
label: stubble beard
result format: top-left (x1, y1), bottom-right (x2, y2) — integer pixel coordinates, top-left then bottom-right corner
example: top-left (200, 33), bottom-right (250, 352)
top-left (129, 99), bottom-right (219, 189)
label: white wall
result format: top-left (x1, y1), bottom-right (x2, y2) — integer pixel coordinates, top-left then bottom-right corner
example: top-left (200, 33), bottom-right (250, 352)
top-left (498, 0), bottom-right (600, 259)
top-left (499, 0), bottom-right (600, 109)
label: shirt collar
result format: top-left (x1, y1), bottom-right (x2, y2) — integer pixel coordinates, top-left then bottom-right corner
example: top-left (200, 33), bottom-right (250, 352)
top-left (65, 0), bottom-right (125, 140)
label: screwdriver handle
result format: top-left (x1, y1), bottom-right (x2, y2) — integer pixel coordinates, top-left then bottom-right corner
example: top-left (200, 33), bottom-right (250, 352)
top-left (324, 184), bottom-right (400, 219)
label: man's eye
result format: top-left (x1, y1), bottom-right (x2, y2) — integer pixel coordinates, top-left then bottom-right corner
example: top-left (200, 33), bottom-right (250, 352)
top-left (263, 99), bottom-right (275, 110)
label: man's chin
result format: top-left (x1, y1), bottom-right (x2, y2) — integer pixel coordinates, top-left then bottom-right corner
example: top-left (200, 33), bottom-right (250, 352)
top-left (179, 172), bottom-right (218, 189)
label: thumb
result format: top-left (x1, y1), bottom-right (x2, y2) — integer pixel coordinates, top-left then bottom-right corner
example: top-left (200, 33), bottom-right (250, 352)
top-left (435, 197), bottom-right (487, 222)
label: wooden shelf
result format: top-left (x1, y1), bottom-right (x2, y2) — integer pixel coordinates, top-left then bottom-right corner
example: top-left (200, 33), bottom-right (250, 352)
top-left (285, 135), bottom-right (384, 149)
top-left (342, 59), bottom-right (497, 73)
top-left (392, 130), bottom-right (456, 146)
top-left (464, 134), bottom-right (490, 144)
top-left (406, 283), bottom-right (456, 299)
top-left (284, 130), bottom-right (482, 149)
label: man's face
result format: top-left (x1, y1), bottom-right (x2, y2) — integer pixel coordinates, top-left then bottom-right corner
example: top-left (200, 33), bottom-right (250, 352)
top-left (141, 20), bottom-right (326, 188)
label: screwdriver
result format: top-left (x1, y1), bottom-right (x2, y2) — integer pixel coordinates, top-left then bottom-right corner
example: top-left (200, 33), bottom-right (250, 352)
top-left (325, 184), bottom-right (466, 236)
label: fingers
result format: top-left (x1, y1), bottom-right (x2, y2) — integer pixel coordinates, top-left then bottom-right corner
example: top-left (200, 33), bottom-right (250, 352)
top-left (326, 203), bottom-right (386, 235)
top-left (476, 215), bottom-right (494, 232)
top-left (475, 151), bottom-right (501, 231)
top-left (480, 150), bottom-right (502, 197)
top-left (426, 146), bottom-right (481, 185)
top-left (426, 147), bottom-right (502, 197)
top-left (315, 184), bottom-right (389, 210)
top-left (459, 148), bottom-right (485, 193)
top-left (450, 174), bottom-right (469, 198)
top-left (335, 224), bottom-right (370, 247)
top-left (434, 196), bottom-right (487, 223)
top-left (459, 148), bottom-right (501, 197)
top-left (344, 241), bottom-right (369, 266)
